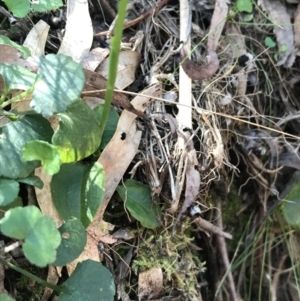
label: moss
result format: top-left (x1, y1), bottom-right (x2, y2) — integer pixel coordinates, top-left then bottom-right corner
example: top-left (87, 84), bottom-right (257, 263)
top-left (132, 219), bottom-right (205, 300)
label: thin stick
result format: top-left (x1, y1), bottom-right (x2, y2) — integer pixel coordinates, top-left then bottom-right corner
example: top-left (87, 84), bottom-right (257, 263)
top-left (215, 199), bottom-right (239, 301)
top-left (82, 89), bottom-right (300, 140)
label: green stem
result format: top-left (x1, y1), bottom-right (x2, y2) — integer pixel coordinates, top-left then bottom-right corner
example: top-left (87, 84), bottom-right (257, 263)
top-left (0, 257), bottom-right (62, 293)
top-left (98, 0), bottom-right (129, 142)
top-left (1, 86), bottom-right (34, 108)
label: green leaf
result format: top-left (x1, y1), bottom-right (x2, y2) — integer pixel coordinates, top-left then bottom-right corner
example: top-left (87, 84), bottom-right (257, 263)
top-left (31, 54), bottom-right (85, 116)
top-left (237, 0), bottom-right (252, 13)
top-left (22, 140), bottom-right (61, 175)
top-left (60, 260), bottom-right (115, 301)
top-left (31, 0), bottom-right (63, 12)
top-left (52, 100), bottom-right (101, 163)
top-left (0, 197), bottom-right (22, 219)
top-left (0, 35), bottom-right (31, 58)
top-left (242, 13), bottom-right (253, 22)
top-left (2, 0), bottom-right (30, 18)
top-left (0, 206), bottom-right (61, 267)
top-left (84, 162), bottom-right (106, 223)
top-left (17, 176), bottom-right (44, 189)
top-left (0, 294), bottom-right (16, 301)
top-left (51, 162), bottom-right (105, 227)
top-left (99, 0), bottom-right (129, 142)
top-left (0, 64), bottom-right (36, 92)
top-left (93, 105), bottom-right (119, 149)
top-left (280, 45), bottom-right (287, 53)
top-left (53, 217), bottom-right (87, 266)
top-left (265, 37), bottom-right (276, 48)
top-left (0, 115), bottom-right (53, 179)
top-left (117, 180), bottom-right (161, 229)
top-left (282, 171), bottom-right (300, 228)
top-left (0, 179), bottom-right (19, 206)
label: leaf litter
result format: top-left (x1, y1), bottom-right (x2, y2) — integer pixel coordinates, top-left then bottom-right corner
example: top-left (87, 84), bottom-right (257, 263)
top-left (1, 0), bottom-right (300, 300)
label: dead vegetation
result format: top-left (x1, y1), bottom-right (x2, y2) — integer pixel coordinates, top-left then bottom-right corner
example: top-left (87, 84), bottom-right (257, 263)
top-left (1, 0), bottom-right (300, 300)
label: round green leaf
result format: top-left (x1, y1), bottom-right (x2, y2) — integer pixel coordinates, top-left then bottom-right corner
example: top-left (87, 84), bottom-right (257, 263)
top-left (0, 294), bottom-right (15, 301)
top-left (0, 197), bottom-right (22, 219)
top-left (52, 100), bottom-right (101, 163)
top-left (31, 54), bottom-right (85, 116)
top-left (0, 206), bottom-right (61, 267)
top-left (23, 215), bottom-right (61, 267)
top-left (117, 179), bottom-right (161, 229)
top-left (1, 0), bottom-right (30, 18)
top-left (22, 140), bottom-right (61, 175)
top-left (0, 179), bottom-right (19, 206)
top-left (0, 64), bottom-right (36, 92)
top-left (17, 176), bottom-right (44, 189)
top-left (0, 115), bottom-right (53, 179)
top-left (265, 37), bottom-right (276, 48)
top-left (236, 0), bottom-right (252, 13)
top-left (93, 105), bottom-right (119, 149)
top-left (53, 218), bottom-right (87, 266)
top-left (51, 162), bottom-right (105, 227)
top-left (31, 0), bottom-right (63, 13)
top-left (60, 260), bottom-right (115, 301)
top-left (0, 35), bottom-right (31, 58)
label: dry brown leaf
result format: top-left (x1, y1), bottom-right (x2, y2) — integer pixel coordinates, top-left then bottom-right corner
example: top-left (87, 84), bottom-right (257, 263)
top-left (80, 47), bottom-right (110, 71)
top-left (207, 0), bottom-right (229, 52)
top-left (138, 267), bottom-right (163, 300)
top-left (88, 84), bottom-right (161, 228)
top-left (34, 168), bottom-right (63, 227)
top-left (226, 24), bottom-right (247, 97)
top-left (180, 47), bottom-right (219, 80)
top-left (40, 265), bottom-right (59, 301)
top-left (87, 226), bottom-right (117, 244)
top-left (83, 69), bottom-right (145, 117)
top-left (23, 20), bottom-right (50, 56)
top-left (258, 0), bottom-right (295, 67)
top-left (97, 50), bottom-right (141, 90)
top-left (66, 232), bottom-right (99, 275)
top-left (58, 0), bottom-right (93, 62)
top-left (181, 150), bottom-right (201, 215)
top-left (0, 45), bottom-right (35, 70)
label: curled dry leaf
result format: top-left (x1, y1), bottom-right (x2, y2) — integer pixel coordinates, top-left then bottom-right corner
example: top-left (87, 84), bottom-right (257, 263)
top-left (258, 0), bottom-right (295, 67)
top-left (180, 47), bottom-right (219, 80)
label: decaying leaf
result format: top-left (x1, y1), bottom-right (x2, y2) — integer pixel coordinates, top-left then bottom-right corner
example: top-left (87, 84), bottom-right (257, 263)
top-left (88, 84), bottom-right (161, 229)
top-left (206, 0), bottom-right (229, 52)
top-left (66, 233), bottom-right (99, 275)
top-left (180, 47), bottom-right (219, 80)
top-left (258, 0), bottom-right (295, 67)
top-left (58, 0), bottom-right (93, 62)
top-left (97, 50), bottom-right (141, 90)
top-left (23, 20), bottom-right (50, 56)
top-left (181, 151), bottom-right (201, 215)
top-left (138, 267), bottom-right (163, 300)
top-left (84, 69), bottom-right (145, 118)
top-left (80, 47), bottom-right (110, 71)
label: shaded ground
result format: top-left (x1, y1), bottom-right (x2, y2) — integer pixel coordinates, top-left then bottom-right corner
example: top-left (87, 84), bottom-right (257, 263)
top-left (1, 0), bottom-right (300, 300)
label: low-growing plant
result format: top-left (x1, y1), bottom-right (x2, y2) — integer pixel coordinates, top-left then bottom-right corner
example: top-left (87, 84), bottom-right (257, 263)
top-left (0, 0), bottom-right (131, 300)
